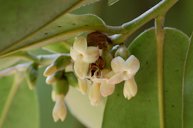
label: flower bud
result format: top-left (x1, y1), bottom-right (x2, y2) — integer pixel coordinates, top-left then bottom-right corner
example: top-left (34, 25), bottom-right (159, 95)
top-left (43, 55), bottom-right (71, 76)
top-left (25, 63), bottom-right (38, 90)
top-left (46, 75), bottom-right (57, 85)
top-left (53, 75), bottom-right (69, 96)
top-left (115, 45), bottom-right (130, 60)
top-left (43, 64), bottom-right (57, 77)
top-left (65, 72), bottom-right (78, 88)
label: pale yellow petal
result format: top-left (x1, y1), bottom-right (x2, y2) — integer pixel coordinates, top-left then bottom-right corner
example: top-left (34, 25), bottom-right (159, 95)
top-left (70, 47), bottom-right (80, 61)
top-left (123, 77), bottom-right (138, 100)
top-left (83, 46), bottom-right (99, 63)
top-left (125, 55), bottom-right (140, 75)
top-left (73, 36), bottom-right (87, 53)
top-left (100, 80), bottom-right (115, 97)
top-left (108, 72), bottom-right (124, 85)
top-left (78, 78), bottom-right (88, 95)
top-left (52, 95), bottom-right (67, 122)
top-left (74, 59), bottom-right (89, 79)
top-left (111, 56), bottom-right (125, 73)
top-left (88, 83), bottom-right (102, 106)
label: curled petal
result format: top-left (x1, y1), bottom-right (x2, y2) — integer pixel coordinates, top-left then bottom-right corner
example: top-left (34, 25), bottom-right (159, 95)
top-left (78, 78), bottom-right (88, 95)
top-left (111, 56), bottom-right (125, 73)
top-left (125, 55), bottom-right (140, 75)
top-left (73, 36), bottom-right (87, 53)
top-left (100, 80), bottom-right (115, 97)
top-left (74, 59), bottom-right (89, 79)
top-left (70, 47), bottom-right (80, 61)
top-left (123, 77), bottom-right (138, 100)
top-left (52, 95), bottom-right (67, 122)
top-left (83, 46), bottom-right (99, 63)
top-left (88, 83), bottom-right (102, 106)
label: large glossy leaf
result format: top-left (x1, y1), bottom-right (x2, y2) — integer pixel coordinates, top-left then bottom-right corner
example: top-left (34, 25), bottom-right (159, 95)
top-left (0, 0), bottom-right (101, 56)
top-left (36, 68), bottom-right (85, 128)
top-left (0, 76), bottom-right (39, 128)
top-left (102, 28), bottom-right (189, 128)
top-left (184, 36), bottom-right (193, 128)
top-left (0, 13), bottom-right (109, 57)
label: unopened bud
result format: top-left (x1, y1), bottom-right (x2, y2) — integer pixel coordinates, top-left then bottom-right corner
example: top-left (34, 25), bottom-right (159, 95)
top-left (44, 55), bottom-right (71, 76)
top-left (44, 64), bottom-right (57, 77)
top-left (65, 72), bottom-right (78, 88)
top-left (53, 77), bottom-right (69, 96)
top-left (46, 75), bottom-right (57, 85)
top-left (115, 45), bottom-right (130, 60)
top-left (26, 63), bottom-right (38, 90)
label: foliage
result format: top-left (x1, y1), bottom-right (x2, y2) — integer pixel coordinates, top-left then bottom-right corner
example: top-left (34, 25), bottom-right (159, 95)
top-left (0, 0), bottom-right (193, 128)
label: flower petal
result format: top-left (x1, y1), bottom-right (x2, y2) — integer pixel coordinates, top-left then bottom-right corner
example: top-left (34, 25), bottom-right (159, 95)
top-left (73, 36), bottom-right (87, 53)
top-left (123, 77), bottom-right (138, 100)
top-left (125, 55), bottom-right (140, 75)
top-left (83, 46), bottom-right (99, 63)
top-left (88, 82), bottom-right (102, 106)
top-left (52, 95), bottom-right (67, 122)
top-left (111, 56), bottom-right (125, 73)
top-left (78, 78), bottom-right (88, 95)
top-left (100, 80), bottom-right (115, 97)
top-left (108, 72), bottom-right (125, 85)
top-left (74, 59), bottom-right (89, 79)
top-left (70, 47), bottom-right (80, 61)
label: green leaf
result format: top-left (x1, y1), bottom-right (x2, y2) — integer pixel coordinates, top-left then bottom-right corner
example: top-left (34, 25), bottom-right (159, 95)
top-left (0, 0), bottom-right (101, 56)
top-left (43, 40), bottom-right (73, 53)
top-left (0, 14), bottom-right (108, 57)
top-left (108, 0), bottom-right (119, 6)
top-left (102, 28), bottom-right (189, 128)
top-left (0, 76), bottom-right (39, 128)
top-left (184, 36), bottom-right (193, 128)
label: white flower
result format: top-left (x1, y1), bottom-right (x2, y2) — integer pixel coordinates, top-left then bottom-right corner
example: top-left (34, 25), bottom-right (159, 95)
top-left (52, 94), bottom-right (67, 122)
top-left (70, 36), bottom-right (100, 79)
top-left (90, 69), bottom-right (115, 97)
top-left (109, 55), bottom-right (140, 100)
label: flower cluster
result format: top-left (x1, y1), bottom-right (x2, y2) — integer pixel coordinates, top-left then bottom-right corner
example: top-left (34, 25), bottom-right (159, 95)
top-left (70, 32), bottom-right (140, 106)
top-left (43, 31), bottom-right (140, 122)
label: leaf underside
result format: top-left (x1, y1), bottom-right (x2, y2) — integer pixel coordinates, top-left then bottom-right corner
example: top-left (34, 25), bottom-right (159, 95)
top-left (0, 0), bottom-right (101, 56)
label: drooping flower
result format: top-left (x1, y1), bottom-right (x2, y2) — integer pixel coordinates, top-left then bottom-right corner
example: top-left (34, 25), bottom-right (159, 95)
top-left (90, 69), bottom-right (115, 97)
top-left (109, 55), bottom-right (140, 100)
top-left (70, 36), bottom-right (100, 79)
top-left (52, 94), bottom-right (67, 122)
top-left (88, 82), bottom-right (102, 106)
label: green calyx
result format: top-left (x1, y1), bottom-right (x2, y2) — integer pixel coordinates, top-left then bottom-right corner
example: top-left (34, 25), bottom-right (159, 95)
top-left (65, 72), bottom-right (78, 88)
top-left (53, 71), bottom-right (69, 95)
top-left (26, 63), bottom-right (39, 89)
